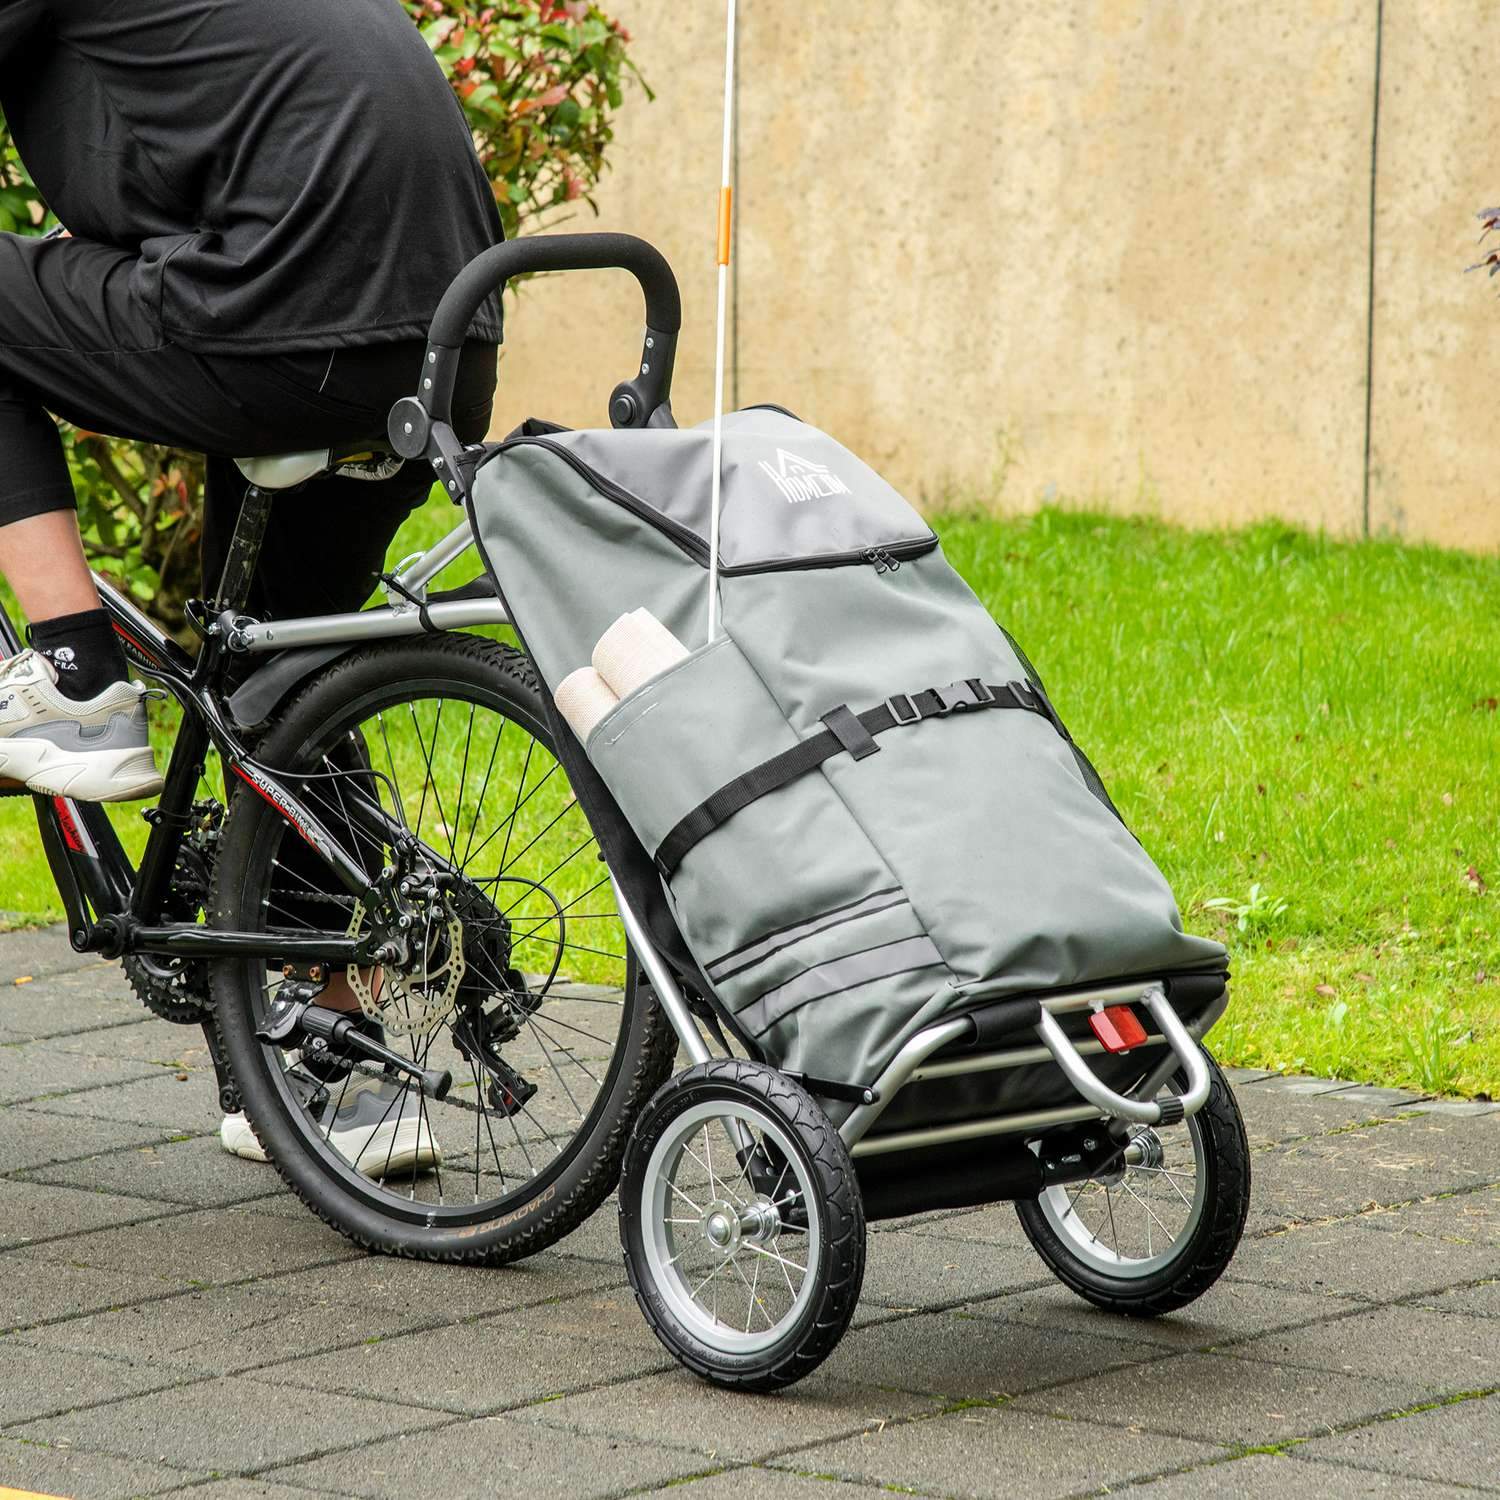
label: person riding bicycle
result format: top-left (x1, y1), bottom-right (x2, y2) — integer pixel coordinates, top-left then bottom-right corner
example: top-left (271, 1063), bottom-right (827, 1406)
top-left (0, 0), bottom-right (500, 794)
top-left (0, 0), bottom-right (503, 1171)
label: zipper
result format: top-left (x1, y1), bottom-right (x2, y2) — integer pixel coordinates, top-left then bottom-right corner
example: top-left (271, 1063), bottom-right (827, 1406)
top-left (721, 535), bottom-right (935, 575)
top-left (490, 437), bottom-right (937, 574)
top-left (494, 436), bottom-right (711, 565)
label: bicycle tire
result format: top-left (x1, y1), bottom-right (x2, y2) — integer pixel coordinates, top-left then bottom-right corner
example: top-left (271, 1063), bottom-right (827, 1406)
top-left (211, 633), bottom-right (675, 1263)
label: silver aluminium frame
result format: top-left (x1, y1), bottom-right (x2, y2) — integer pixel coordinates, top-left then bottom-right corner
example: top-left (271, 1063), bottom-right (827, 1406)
top-left (838, 984), bottom-right (1224, 1158)
top-left (230, 517), bottom-right (509, 653)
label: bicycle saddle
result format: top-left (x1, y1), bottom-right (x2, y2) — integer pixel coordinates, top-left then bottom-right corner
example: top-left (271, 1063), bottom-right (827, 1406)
top-left (233, 437), bottom-right (404, 490)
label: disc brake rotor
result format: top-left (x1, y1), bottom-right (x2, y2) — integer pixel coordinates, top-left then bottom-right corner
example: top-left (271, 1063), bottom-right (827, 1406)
top-left (345, 897), bottom-right (466, 1036)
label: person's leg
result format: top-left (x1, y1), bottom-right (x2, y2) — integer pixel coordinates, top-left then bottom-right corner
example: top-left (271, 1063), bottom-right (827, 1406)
top-left (0, 358), bottom-right (131, 699)
top-left (0, 365), bottom-right (156, 795)
top-left (0, 511), bottom-right (100, 619)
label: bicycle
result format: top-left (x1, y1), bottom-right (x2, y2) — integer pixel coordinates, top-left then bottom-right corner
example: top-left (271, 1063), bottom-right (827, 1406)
top-left (2, 237), bottom-right (686, 1262)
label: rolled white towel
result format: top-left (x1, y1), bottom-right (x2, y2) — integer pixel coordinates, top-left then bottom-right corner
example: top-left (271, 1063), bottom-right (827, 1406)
top-left (592, 608), bottom-right (689, 700)
top-left (554, 666), bottom-right (620, 742)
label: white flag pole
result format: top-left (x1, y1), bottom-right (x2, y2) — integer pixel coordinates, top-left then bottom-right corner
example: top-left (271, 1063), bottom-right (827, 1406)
top-left (706, 0), bottom-right (737, 641)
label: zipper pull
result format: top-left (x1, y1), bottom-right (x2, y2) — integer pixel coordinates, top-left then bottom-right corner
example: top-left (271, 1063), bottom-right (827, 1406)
top-left (863, 547), bottom-right (888, 575)
top-left (881, 547), bottom-right (901, 573)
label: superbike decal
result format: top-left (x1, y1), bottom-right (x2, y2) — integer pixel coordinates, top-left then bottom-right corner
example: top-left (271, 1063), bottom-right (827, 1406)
top-left (52, 796), bottom-right (92, 855)
top-left (232, 764), bottom-right (334, 862)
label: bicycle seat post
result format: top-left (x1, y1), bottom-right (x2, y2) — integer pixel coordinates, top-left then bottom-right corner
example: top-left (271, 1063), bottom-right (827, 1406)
top-left (215, 482), bottom-right (275, 617)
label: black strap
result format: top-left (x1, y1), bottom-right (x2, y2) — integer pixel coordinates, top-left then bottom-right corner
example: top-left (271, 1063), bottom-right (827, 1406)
top-left (378, 572), bottom-right (437, 634)
top-left (426, 576), bottom-right (499, 605)
top-left (821, 704), bottom-right (879, 759)
top-left (654, 678), bottom-right (1049, 879)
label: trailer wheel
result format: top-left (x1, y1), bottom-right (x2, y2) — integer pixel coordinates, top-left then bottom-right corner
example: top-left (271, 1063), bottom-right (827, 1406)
top-left (619, 1059), bottom-right (865, 1391)
top-left (1016, 1048), bottom-right (1250, 1315)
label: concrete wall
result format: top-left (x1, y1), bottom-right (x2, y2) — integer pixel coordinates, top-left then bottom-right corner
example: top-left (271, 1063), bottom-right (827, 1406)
top-left (493, 1), bottom-right (1499, 551)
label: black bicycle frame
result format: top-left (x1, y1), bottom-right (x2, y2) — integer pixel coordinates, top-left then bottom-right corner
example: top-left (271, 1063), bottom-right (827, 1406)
top-left (1, 484), bottom-right (405, 969)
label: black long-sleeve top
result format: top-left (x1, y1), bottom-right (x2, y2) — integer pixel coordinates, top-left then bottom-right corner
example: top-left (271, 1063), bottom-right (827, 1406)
top-left (0, 0), bottom-right (503, 350)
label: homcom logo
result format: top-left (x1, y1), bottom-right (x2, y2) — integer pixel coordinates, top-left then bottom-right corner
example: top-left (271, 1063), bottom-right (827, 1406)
top-left (758, 448), bottom-right (853, 504)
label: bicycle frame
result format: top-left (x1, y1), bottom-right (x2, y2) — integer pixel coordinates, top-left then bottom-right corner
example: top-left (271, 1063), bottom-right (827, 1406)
top-left (2, 492), bottom-right (511, 970)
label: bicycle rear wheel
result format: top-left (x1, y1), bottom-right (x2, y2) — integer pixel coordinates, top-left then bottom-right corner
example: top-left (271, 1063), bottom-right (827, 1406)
top-left (211, 634), bottom-right (675, 1262)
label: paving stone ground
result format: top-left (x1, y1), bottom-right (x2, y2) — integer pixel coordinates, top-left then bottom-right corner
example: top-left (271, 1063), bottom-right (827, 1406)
top-left (1, 927), bottom-right (1496, 1499)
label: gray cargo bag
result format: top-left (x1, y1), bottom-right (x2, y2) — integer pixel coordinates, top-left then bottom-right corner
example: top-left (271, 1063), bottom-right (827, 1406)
top-left (466, 407), bottom-right (1226, 1101)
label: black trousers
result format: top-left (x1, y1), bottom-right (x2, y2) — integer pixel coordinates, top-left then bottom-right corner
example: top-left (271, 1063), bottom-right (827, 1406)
top-left (0, 233), bottom-right (496, 620)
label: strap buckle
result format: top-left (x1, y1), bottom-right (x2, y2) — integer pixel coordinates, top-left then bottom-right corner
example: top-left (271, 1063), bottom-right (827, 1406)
top-left (885, 692), bottom-right (920, 725)
top-left (931, 679), bottom-right (996, 716)
top-left (1010, 680), bottom-right (1041, 712)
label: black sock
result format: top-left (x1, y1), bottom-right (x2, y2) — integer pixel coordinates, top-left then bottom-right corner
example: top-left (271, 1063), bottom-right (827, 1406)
top-left (28, 609), bottom-right (129, 701)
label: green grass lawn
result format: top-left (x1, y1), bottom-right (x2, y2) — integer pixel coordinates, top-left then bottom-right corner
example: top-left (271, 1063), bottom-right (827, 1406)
top-left (2, 499), bottom-right (1496, 1096)
top-left (943, 509), bottom-right (1498, 1099)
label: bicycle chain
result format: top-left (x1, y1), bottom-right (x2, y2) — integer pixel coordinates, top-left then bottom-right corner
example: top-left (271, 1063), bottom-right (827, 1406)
top-left (125, 815), bottom-right (220, 1024)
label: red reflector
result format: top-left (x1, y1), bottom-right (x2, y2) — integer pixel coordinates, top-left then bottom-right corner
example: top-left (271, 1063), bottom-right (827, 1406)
top-left (1089, 1004), bottom-right (1148, 1053)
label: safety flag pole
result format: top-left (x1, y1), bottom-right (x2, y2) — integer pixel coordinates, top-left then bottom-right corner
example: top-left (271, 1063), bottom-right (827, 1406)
top-left (706, 0), bottom-right (736, 641)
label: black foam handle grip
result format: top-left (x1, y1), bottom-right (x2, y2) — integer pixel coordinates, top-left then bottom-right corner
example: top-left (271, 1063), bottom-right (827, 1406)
top-left (430, 232), bottom-right (681, 347)
top-left (418, 233), bottom-right (681, 429)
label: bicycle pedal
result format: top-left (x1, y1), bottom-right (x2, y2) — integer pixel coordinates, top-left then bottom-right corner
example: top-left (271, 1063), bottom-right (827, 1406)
top-left (286, 1067), bottom-right (331, 1121)
top-left (486, 1059), bottom-right (537, 1118)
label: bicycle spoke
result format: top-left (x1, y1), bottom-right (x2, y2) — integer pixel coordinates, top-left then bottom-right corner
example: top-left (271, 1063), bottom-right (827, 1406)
top-left (523, 1015), bottom-right (587, 1119)
top-left (459, 713), bottom-right (505, 870)
top-left (487, 737), bottom-right (537, 877)
top-left (244, 668), bottom-right (639, 1229)
top-left (1133, 1165), bottom-right (1195, 1210)
top-left (668, 1179), bottom-right (703, 1214)
top-left (1120, 1177), bottom-right (1174, 1247)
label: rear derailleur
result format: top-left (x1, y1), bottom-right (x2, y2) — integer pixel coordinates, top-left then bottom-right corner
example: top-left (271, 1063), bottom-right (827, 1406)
top-left (450, 997), bottom-right (538, 1118)
top-left (443, 881), bottom-right (541, 1119)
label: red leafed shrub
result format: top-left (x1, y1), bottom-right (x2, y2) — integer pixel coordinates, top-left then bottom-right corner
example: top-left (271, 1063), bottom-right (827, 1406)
top-left (403, 1), bottom-right (647, 238)
top-left (0, 2), bottom-right (647, 635)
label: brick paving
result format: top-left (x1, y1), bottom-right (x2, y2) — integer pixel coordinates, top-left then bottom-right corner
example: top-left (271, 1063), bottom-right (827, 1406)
top-left (1, 927), bottom-right (1496, 1499)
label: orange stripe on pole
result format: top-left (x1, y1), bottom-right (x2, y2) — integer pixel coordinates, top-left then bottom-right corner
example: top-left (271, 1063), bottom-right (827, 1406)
top-left (717, 186), bottom-right (733, 266)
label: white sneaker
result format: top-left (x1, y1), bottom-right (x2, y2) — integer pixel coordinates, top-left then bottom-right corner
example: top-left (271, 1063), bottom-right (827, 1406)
top-left (220, 1075), bottom-right (442, 1177)
top-left (325, 1072), bottom-right (443, 1178)
top-left (220, 1110), bottom-right (270, 1162)
top-left (0, 651), bottom-right (162, 801)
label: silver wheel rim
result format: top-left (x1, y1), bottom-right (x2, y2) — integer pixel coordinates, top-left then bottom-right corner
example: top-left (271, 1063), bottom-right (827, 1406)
top-left (1037, 1115), bottom-right (1208, 1279)
top-left (642, 1098), bottom-right (821, 1354)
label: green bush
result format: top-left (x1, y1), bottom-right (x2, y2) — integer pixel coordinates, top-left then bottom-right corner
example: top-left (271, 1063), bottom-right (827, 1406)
top-left (0, 1), bottom-right (646, 636)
